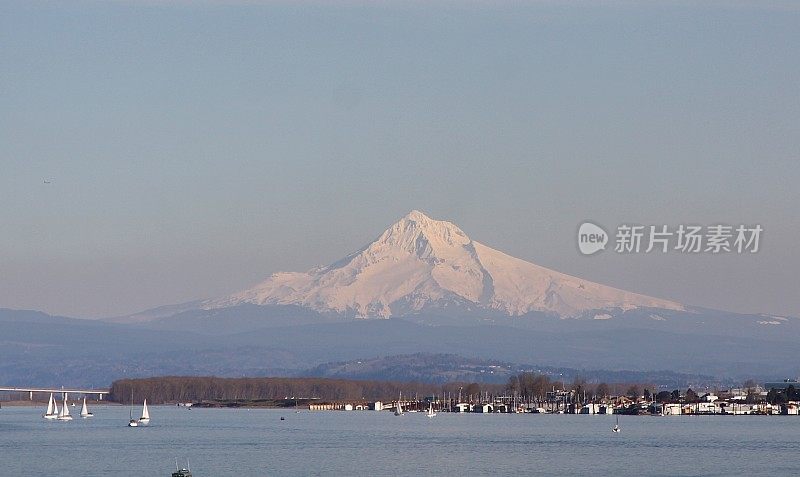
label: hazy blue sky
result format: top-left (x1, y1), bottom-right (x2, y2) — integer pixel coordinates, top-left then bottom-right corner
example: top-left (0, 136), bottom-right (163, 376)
top-left (1, 1), bottom-right (798, 318)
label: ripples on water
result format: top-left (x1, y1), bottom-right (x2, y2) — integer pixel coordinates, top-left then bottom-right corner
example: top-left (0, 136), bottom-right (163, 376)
top-left (1, 406), bottom-right (798, 476)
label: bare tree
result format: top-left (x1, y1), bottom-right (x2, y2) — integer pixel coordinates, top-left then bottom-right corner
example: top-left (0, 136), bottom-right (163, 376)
top-left (595, 383), bottom-right (610, 399)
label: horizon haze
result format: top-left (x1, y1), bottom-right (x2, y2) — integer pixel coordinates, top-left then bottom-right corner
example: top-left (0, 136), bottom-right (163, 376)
top-left (1, 1), bottom-right (798, 319)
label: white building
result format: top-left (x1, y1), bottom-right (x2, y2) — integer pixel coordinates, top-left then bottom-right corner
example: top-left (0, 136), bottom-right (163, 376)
top-left (579, 404), bottom-right (605, 414)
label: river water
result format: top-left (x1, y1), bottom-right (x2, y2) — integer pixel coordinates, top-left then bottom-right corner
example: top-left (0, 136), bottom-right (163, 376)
top-left (1, 405), bottom-right (797, 476)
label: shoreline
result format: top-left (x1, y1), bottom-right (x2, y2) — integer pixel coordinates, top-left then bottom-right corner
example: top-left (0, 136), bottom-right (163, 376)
top-left (0, 400), bottom-right (121, 407)
top-left (2, 401), bottom-right (796, 416)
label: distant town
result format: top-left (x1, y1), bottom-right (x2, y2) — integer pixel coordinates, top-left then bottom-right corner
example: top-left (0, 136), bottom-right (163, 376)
top-left (303, 378), bottom-right (800, 416)
top-left (7, 374), bottom-right (795, 417)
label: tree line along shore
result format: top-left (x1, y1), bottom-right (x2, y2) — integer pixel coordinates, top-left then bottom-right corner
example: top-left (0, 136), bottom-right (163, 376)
top-left (104, 374), bottom-right (800, 416)
top-left (106, 374), bottom-right (762, 408)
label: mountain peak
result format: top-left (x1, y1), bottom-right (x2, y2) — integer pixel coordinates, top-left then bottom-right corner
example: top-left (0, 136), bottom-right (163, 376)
top-left (376, 210), bottom-right (471, 259)
top-left (403, 209), bottom-right (430, 221)
top-left (208, 211), bottom-right (684, 318)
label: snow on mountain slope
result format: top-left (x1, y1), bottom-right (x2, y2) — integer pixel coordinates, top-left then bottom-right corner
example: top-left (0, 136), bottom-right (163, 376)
top-left (206, 210), bottom-right (684, 318)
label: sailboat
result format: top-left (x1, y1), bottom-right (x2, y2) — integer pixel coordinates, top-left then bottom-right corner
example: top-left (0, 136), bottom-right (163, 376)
top-left (128, 390), bottom-right (139, 427)
top-left (57, 393), bottom-right (73, 421)
top-left (43, 393), bottom-right (58, 419)
top-left (426, 402), bottom-right (437, 418)
top-left (394, 392), bottom-right (403, 416)
top-left (172, 459), bottom-right (192, 477)
top-left (139, 399), bottom-right (150, 424)
top-left (128, 406), bottom-right (139, 427)
top-left (80, 397), bottom-right (93, 418)
top-left (612, 415), bottom-right (621, 433)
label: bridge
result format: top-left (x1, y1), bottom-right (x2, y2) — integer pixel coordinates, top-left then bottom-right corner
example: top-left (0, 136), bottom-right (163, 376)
top-left (0, 387), bottom-right (110, 400)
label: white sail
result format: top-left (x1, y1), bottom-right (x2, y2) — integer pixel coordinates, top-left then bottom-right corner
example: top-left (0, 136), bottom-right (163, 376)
top-left (140, 399), bottom-right (150, 421)
top-left (427, 402), bottom-right (436, 417)
top-left (57, 393), bottom-right (72, 420)
top-left (80, 397), bottom-right (92, 417)
top-left (62, 394), bottom-right (70, 417)
top-left (53, 397), bottom-right (59, 416)
top-left (45, 393), bottom-right (54, 415)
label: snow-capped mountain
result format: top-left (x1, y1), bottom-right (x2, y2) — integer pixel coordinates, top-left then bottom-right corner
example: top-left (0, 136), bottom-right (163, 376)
top-left (27, 210), bottom-right (799, 381)
top-left (206, 210), bottom-right (683, 318)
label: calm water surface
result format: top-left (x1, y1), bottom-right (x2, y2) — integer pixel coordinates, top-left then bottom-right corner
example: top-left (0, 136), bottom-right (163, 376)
top-left (1, 405), bottom-right (798, 476)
